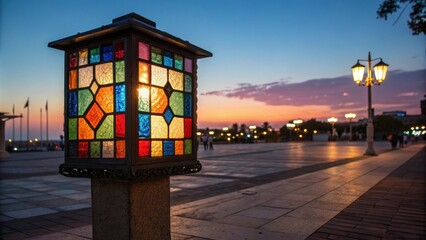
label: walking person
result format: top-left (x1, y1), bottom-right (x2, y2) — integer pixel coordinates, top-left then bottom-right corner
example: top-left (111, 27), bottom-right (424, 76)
top-left (208, 135), bottom-right (214, 150)
top-left (201, 134), bottom-right (208, 151)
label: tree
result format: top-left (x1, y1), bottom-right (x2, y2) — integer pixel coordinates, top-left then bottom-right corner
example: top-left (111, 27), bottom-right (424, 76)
top-left (377, 0), bottom-right (426, 35)
top-left (374, 115), bottom-right (403, 134)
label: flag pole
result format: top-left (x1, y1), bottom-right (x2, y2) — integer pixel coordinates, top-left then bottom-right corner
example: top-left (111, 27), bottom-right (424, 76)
top-left (25, 98), bottom-right (29, 151)
top-left (40, 108), bottom-right (43, 149)
top-left (12, 104), bottom-right (15, 142)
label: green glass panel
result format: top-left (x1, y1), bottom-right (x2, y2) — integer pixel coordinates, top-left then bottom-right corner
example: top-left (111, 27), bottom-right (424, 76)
top-left (115, 61), bottom-right (125, 83)
top-left (90, 141), bottom-right (101, 158)
top-left (151, 47), bottom-right (162, 65)
top-left (184, 74), bottom-right (192, 93)
top-left (78, 89), bottom-right (93, 116)
top-left (96, 115), bottom-right (114, 139)
top-left (174, 54), bottom-right (183, 70)
top-left (169, 92), bottom-right (183, 116)
top-left (69, 118), bottom-right (77, 140)
top-left (184, 139), bottom-right (192, 154)
top-left (138, 85), bottom-right (150, 112)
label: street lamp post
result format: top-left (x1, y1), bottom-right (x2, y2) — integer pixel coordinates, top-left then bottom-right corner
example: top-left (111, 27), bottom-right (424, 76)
top-left (286, 123), bottom-right (295, 141)
top-left (352, 52), bottom-right (388, 156)
top-left (327, 117), bottom-right (338, 141)
top-left (345, 113), bottom-right (356, 141)
top-left (293, 119), bottom-right (303, 141)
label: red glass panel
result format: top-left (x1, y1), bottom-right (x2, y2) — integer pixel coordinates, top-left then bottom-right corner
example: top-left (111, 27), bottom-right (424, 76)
top-left (184, 118), bottom-right (192, 138)
top-left (115, 42), bottom-right (125, 59)
top-left (116, 114), bottom-right (125, 137)
top-left (78, 141), bottom-right (89, 158)
top-left (69, 52), bottom-right (77, 68)
top-left (138, 140), bottom-right (150, 157)
top-left (116, 140), bottom-right (125, 158)
top-left (86, 103), bottom-right (104, 128)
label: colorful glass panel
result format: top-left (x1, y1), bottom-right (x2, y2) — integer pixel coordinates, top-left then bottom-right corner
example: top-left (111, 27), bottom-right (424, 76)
top-left (68, 92), bottom-right (77, 117)
top-left (138, 85), bottom-right (150, 112)
top-left (69, 70), bottom-right (77, 90)
top-left (115, 84), bottom-right (125, 112)
top-left (164, 108), bottom-right (174, 124)
top-left (174, 54), bottom-right (183, 70)
top-left (184, 74), bottom-right (192, 93)
top-left (90, 81), bottom-right (99, 94)
top-left (96, 86), bottom-right (114, 113)
top-left (151, 141), bottom-right (162, 157)
top-left (102, 141), bottom-right (114, 158)
top-left (163, 51), bottom-right (173, 67)
top-left (151, 47), bottom-right (162, 64)
top-left (69, 118), bottom-right (77, 140)
top-left (96, 115), bottom-right (114, 139)
top-left (115, 61), bottom-right (125, 83)
top-left (184, 139), bottom-right (192, 154)
top-left (170, 92), bottom-right (183, 116)
top-left (138, 140), bottom-right (150, 157)
top-left (138, 42), bottom-right (149, 60)
top-left (69, 141), bottom-right (78, 158)
top-left (102, 45), bottom-right (113, 62)
top-left (115, 42), bottom-right (125, 59)
top-left (95, 63), bottom-right (113, 85)
top-left (151, 115), bottom-right (168, 139)
top-left (78, 118), bottom-right (94, 140)
top-left (78, 142), bottom-right (89, 158)
top-left (169, 70), bottom-right (183, 91)
top-left (175, 140), bottom-right (184, 155)
top-left (78, 89), bottom-right (93, 116)
top-left (151, 87), bottom-right (168, 114)
top-left (78, 66), bottom-right (93, 88)
top-left (170, 117), bottom-right (184, 139)
top-left (184, 58), bottom-right (193, 73)
top-left (90, 141), bottom-right (101, 158)
top-left (163, 141), bottom-right (174, 156)
top-left (139, 62), bottom-right (149, 84)
top-left (116, 114), bottom-right (125, 138)
top-left (79, 49), bottom-right (88, 66)
top-left (116, 140), bottom-right (125, 158)
top-left (184, 118), bottom-right (192, 138)
top-left (151, 65), bottom-right (167, 87)
top-left (184, 93), bottom-right (192, 117)
top-left (138, 114), bottom-right (150, 137)
top-left (86, 103), bottom-right (104, 128)
top-left (90, 48), bottom-right (100, 64)
top-left (69, 52), bottom-right (77, 68)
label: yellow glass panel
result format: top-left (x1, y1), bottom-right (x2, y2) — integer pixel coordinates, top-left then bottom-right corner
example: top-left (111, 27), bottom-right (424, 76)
top-left (78, 118), bottom-right (94, 139)
top-left (95, 62), bottom-right (113, 85)
top-left (151, 141), bottom-right (162, 157)
top-left (90, 81), bottom-right (99, 94)
top-left (169, 117), bottom-right (184, 139)
top-left (78, 66), bottom-right (93, 88)
top-left (169, 70), bottom-right (183, 91)
top-left (102, 141), bottom-right (114, 158)
top-left (175, 140), bottom-right (184, 155)
top-left (116, 140), bottom-right (125, 158)
top-left (151, 65), bottom-right (167, 87)
top-left (79, 49), bottom-right (88, 66)
top-left (151, 87), bottom-right (167, 114)
top-left (139, 62), bottom-right (149, 84)
top-left (138, 85), bottom-right (150, 112)
top-left (96, 86), bottom-right (114, 113)
top-left (69, 70), bottom-right (77, 90)
top-left (151, 115), bottom-right (168, 139)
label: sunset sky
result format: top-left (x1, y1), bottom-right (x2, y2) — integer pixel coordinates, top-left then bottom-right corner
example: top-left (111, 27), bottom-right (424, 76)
top-left (0, 0), bottom-right (425, 140)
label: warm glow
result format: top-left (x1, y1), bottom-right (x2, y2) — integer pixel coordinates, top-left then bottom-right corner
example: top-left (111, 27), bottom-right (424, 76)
top-left (138, 86), bottom-right (150, 98)
top-left (327, 117), bottom-right (337, 124)
top-left (313, 130), bottom-right (318, 134)
top-left (223, 127), bottom-right (229, 131)
top-left (196, 132), bottom-right (202, 136)
top-left (351, 61), bottom-right (365, 84)
top-left (293, 119), bottom-right (303, 125)
top-left (373, 60), bottom-right (389, 83)
top-left (209, 131), bottom-right (214, 135)
top-left (249, 125), bottom-right (256, 130)
top-left (286, 123), bottom-right (295, 129)
top-left (345, 113), bottom-right (356, 119)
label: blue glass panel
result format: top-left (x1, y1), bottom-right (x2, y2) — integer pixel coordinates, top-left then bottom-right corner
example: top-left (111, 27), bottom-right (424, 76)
top-left (184, 93), bottom-right (192, 117)
top-left (102, 45), bottom-right (113, 62)
top-left (163, 140), bottom-right (174, 156)
top-left (69, 91), bottom-right (78, 116)
top-left (90, 48), bottom-right (100, 64)
top-left (163, 51), bottom-right (173, 67)
top-left (115, 84), bottom-right (126, 112)
top-left (164, 107), bottom-right (174, 124)
top-left (138, 114), bottom-right (150, 137)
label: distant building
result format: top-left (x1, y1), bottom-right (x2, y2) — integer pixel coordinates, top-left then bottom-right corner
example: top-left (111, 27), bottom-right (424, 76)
top-left (382, 111), bottom-right (407, 117)
top-left (421, 95), bottom-right (426, 115)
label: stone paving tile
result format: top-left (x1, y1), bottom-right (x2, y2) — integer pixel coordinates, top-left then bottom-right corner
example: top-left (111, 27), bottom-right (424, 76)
top-left (3, 207), bottom-right (58, 219)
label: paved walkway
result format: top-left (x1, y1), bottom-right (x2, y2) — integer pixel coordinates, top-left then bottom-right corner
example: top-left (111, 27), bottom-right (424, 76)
top-left (0, 142), bottom-right (424, 239)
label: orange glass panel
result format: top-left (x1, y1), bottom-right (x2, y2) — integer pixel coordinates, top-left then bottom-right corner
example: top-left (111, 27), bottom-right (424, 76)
top-left (102, 141), bottom-right (114, 158)
top-left (139, 62), bottom-right (149, 84)
top-left (69, 70), bottom-right (77, 89)
top-left (169, 70), bottom-right (183, 91)
top-left (151, 87), bottom-right (167, 114)
top-left (151, 115), bottom-right (168, 139)
top-left (78, 66), bottom-right (93, 88)
top-left (95, 63), bottom-right (113, 85)
top-left (169, 117), bottom-right (184, 139)
top-left (86, 103), bottom-right (104, 128)
top-left (151, 141), bottom-right (162, 157)
top-left (96, 86), bottom-right (114, 113)
top-left (78, 118), bottom-right (94, 140)
top-left (151, 65), bottom-right (167, 87)
top-left (175, 140), bottom-right (184, 155)
top-left (116, 140), bottom-right (125, 158)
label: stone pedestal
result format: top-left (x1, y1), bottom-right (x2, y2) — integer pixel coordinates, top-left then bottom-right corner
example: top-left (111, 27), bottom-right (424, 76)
top-left (91, 177), bottom-right (170, 240)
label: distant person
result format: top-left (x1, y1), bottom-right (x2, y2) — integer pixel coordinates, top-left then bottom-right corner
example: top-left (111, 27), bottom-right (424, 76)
top-left (201, 134), bottom-right (208, 151)
top-left (389, 131), bottom-right (398, 150)
top-left (208, 136), bottom-right (214, 150)
top-left (60, 135), bottom-right (65, 151)
top-left (398, 134), bottom-right (404, 148)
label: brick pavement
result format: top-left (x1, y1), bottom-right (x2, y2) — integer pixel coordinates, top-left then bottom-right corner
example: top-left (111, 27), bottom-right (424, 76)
top-left (307, 147), bottom-right (426, 240)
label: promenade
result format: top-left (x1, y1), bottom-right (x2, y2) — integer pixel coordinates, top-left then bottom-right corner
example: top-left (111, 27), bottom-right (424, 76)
top-left (0, 141), bottom-right (424, 239)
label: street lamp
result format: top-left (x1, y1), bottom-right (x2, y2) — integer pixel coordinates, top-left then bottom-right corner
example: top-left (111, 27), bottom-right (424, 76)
top-left (327, 117), bottom-right (338, 140)
top-left (351, 52), bottom-right (388, 156)
top-left (292, 119), bottom-right (303, 141)
top-left (286, 123), bottom-right (295, 141)
top-left (345, 113), bottom-right (356, 141)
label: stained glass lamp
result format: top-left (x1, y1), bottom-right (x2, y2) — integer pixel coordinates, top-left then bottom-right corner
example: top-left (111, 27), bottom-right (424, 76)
top-left (49, 13), bottom-right (212, 180)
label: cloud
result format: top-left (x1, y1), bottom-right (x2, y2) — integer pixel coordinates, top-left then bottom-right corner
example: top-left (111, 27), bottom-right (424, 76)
top-left (202, 69), bottom-right (426, 115)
